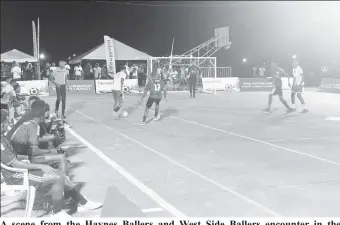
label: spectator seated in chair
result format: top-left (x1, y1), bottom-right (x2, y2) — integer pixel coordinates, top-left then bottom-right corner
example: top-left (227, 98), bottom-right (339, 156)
top-left (1, 109), bottom-right (102, 217)
top-left (11, 82), bottom-right (28, 118)
top-left (7, 101), bottom-right (69, 176)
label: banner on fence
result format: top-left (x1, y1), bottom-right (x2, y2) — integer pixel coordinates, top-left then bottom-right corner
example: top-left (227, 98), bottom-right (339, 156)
top-left (319, 78), bottom-right (340, 93)
top-left (239, 78), bottom-right (273, 92)
top-left (17, 80), bottom-right (49, 96)
top-left (202, 77), bottom-right (240, 92)
top-left (49, 80), bottom-right (95, 96)
top-left (95, 79), bottom-right (139, 94)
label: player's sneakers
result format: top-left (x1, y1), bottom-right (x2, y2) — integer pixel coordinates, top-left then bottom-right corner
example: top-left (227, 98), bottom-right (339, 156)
top-left (112, 111), bottom-right (120, 120)
top-left (140, 122), bottom-right (147, 126)
top-left (51, 210), bottom-right (72, 217)
top-left (301, 109), bottom-right (309, 113)
top-left (153, 115), bottom-right (161, 121)
top-left (264, 109), bottom-right (271, 115)
top-left (286, 108), bottom-right (294, 114)
top-left (77, 200), bottom-right (102, 212)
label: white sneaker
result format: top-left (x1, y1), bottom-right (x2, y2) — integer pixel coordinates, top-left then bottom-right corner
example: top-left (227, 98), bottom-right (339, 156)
top-left (112, 112), bottom-right (119, 120)
top-left (153, 115), bottom-right (161, 121)
top-left (77, 200), bottom-right (102, 212)
top-left (51, 210), bottom-right (72, 217)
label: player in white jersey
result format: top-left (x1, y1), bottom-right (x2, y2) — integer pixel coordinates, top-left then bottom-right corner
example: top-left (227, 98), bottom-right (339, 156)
top-left (289, 59), bottom-right (308, 113)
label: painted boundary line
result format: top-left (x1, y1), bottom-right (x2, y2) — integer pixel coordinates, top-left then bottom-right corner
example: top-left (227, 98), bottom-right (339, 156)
top-left (123, 102), bottom-right (339, 166)
top-left (67, 105), bottom-right (281, 217)
top-left (65, 126), bottom-right (186, 218)
top-left (170, 116), bottom-right (340, 166)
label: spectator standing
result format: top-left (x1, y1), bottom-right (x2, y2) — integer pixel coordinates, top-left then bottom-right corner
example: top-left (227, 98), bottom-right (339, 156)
top-left (101, 64), bottom-right (108, 79)
top-left (11, 61), bottom-right (22, 82)
top-left (65, 63), bottom-right (71, 79)
top-left (50, 62), bottom-right (57, 72)
top-left (94, 63), bottom-right (101, 79)
top-left (26, 63), bottom-right (34, 80)
top-left (74, 64), bottom-right (82, 80)
top-left (41, 62), bottom-right (51, 80)
top-left (258, 63), bottom-right (266, 77)
top-left (130, 64), bottom-right (138, 79)
top-left (1, 62), bottom-right (7, 81)
top-left (83, 62), bottom-right (93, 80)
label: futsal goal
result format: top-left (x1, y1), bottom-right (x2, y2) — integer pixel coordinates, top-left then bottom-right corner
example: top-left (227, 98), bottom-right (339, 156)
top-left (148, 56), bottom-right (217, 94)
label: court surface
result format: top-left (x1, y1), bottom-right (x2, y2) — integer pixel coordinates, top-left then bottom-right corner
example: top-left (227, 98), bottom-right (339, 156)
top-left (43, 90), bottom-right (340, 217)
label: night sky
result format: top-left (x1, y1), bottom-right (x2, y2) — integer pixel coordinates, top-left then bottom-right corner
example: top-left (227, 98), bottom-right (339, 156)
top-left (1, 1), bottom-right (340, 74)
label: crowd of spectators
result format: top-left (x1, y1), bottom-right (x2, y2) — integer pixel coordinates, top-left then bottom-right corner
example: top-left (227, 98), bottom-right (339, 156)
top-left (1, 61), bottom-right (39, 82)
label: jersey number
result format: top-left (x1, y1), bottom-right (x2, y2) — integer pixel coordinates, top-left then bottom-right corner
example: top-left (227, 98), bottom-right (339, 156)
top-left (154, 84), bottom-right (161, 91)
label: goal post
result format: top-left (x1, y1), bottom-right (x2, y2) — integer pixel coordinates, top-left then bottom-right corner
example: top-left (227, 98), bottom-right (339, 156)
top-left (148, 56), bottom-right (217, 94)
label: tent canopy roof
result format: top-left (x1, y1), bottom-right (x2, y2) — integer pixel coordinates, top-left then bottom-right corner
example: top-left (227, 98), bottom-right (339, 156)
top-left (1, 49), bottom-right (37, 63)
top-left (69, 38), bottom-right (151, 64)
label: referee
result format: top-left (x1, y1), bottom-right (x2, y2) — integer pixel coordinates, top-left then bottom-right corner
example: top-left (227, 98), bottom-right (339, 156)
top-left (50, 60), bottom-right (69, 118)
top-left (188, 62), bottom-right (201, 98)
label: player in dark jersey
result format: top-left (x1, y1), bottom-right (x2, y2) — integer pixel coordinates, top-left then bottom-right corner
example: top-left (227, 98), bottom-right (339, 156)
top-left (264, 62), bottom-right (293, 114)
top-left (139, 71), bottom-right (167, 125)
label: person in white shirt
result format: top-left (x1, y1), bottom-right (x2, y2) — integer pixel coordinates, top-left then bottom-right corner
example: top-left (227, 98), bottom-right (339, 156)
top-left (93, 63), bottom-right (101, 79)
top-left (50, 60), bottom-right (69, 118)
top-left (11, 62), bottom-right (22, 81)
top-left (289, 59), bottom-right (308, 113)
top-left (112, 65), bottom-right (127, 119)
top-left (65, 64), bottom-right (71, 79)
top-left (74, 64), bottom-right (82, 80)
top-left (50, 62), bottom-right (57, 72)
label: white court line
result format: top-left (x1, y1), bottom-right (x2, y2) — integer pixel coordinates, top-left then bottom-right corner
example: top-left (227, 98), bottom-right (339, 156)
top-left (67, 106), bottom-right (281, 217)
top-left (142, 208), bottom-right (164, 213)
top-left (65, 126), bottom-right (186, 218)
top-left (170, 116), bottom-right (340, 166)
top-left (266, 136), bottom-right (335, 142)
top-left (124, 102), bottom-right (339, 166)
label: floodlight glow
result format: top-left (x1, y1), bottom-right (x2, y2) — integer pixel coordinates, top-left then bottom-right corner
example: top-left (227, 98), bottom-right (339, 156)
top-left (242, 58), bottom-right (247, 63)
top-left (39, 53), bottom-right (45, 59)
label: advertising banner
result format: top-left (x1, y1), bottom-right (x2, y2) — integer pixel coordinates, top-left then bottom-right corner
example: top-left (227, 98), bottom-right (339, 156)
top-left (95, 79), bottom-right (139, 94)
top-left (48, 80), bottom-right (95, 96)
top-left (319, 78), bottom-right (340, 93)
top-left (202, 77), bottom-right (240, 92)
top-left (104, 35), bottom-right (116, 78)
top-left (239, 78), bottom-right (273, 92)
top-left (17, 80), bottom-right (49, 96)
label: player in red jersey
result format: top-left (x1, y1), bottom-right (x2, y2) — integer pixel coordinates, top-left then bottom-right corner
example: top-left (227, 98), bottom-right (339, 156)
top-left (139, 70), bottom-right (167, 125)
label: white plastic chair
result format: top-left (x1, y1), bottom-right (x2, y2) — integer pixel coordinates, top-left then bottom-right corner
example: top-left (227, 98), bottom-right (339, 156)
top-left (1, 163), bottom-right (36, 217)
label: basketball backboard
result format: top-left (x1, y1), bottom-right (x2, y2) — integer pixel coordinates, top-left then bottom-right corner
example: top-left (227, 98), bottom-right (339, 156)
top-left (214, 26), bottom-right (230, 48)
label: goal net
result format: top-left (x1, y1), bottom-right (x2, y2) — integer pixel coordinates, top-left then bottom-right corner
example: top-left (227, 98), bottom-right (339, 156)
top-left (148, 57), bottom-right (217, 94)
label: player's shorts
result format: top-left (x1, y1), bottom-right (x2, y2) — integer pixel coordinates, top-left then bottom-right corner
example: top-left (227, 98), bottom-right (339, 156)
top-left (146, 97), bottom-right (161, 108)
top-left (112, 90), bottom-right (123, 102)
top-left (2, 170), bottom-right (44, 188)
top-left (291, 85), bottom-right (303, 93)
top-left (270, 87), bottom-right (283, 96)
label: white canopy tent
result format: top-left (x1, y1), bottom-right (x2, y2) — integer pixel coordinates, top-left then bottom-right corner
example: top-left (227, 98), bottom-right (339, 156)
top-left (69, 38), bottom-right (151, 64)
top-left (1, 49), bottom-right (38, 63)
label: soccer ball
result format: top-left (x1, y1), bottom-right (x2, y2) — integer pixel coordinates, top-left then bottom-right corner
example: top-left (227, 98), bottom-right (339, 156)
top-left (29, 88), bottom-right (40, 95)
top-left (122, 111), bottom-right (129, 118)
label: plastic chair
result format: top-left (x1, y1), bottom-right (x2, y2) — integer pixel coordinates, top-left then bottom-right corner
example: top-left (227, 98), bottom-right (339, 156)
top-left (1, 163), bottom-right (36, 217)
